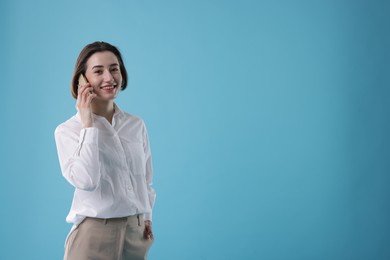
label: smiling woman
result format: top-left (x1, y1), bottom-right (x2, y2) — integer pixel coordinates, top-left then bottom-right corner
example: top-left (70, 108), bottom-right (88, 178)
top-left (87, 52), bottom-right (121, 96)
top-left (54, 41), bottom-right (156, 260)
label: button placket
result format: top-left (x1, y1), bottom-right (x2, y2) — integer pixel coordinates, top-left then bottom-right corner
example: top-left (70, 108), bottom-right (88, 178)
top-left (115, 133), bottom-right (136, 192)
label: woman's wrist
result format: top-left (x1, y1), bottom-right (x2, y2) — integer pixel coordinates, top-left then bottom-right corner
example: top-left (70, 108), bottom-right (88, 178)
top-left (82, 122), bottom-right (93, 128)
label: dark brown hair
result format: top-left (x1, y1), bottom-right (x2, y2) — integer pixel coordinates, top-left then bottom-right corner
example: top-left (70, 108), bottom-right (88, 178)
top-left (71, 41), bottom-right (128, 99)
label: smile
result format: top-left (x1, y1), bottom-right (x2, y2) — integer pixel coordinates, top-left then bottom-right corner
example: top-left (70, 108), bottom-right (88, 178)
top-left (100, 85), bottom-right (116, 90)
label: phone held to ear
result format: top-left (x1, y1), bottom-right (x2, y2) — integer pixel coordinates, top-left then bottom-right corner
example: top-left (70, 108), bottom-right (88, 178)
top-left (78, 74), bottom-right (88, 85)
top-left (78, 74), bottom-right (94, 94)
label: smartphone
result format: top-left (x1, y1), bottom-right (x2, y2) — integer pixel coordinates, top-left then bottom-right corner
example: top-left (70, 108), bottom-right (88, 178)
top-left (78, 74), bottom-right (88, 86)
top-left (78, 74), bottom-right (94, 95)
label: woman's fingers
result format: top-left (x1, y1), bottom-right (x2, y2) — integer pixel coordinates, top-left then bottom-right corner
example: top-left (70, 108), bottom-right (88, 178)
top-left (144, 223), bottom-right (154, 240)
top-left (77, 84), bottom-right (87, 106)
top-left (77, 83), bottom-right (89, 96)
top-left (76, 83), bottom-right (96, 128)
top-left (81, 87), bottom-right (94, 104)
top-left (77, 84), bottom-right (94, 108)
top-left (86, 92), bottom-right (97, 103)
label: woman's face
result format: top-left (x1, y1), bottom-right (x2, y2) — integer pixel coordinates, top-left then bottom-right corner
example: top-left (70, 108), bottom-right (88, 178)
top-left (85, 51), bottom-right (123, 101)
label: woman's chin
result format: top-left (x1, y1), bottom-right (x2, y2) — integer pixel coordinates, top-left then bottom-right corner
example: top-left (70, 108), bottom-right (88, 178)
top-left (94, 94), bottom-right (118, 102)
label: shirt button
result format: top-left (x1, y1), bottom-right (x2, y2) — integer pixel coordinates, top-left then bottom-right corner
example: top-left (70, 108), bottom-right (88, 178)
top-left (127, 186), bottom-right (132, 190)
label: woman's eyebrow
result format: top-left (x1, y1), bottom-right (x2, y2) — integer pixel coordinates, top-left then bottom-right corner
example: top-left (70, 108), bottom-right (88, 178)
top-left (91, 65), bottom-right (103, 70)
top-left (91, 63), bottom-right (119, 70)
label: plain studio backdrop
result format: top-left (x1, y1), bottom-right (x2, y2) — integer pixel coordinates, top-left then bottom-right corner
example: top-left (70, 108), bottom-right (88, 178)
top-left (1, 0), bottom-right (389, 259)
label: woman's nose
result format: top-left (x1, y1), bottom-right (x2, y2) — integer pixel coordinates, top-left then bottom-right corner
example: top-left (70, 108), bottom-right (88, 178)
top-left (103, 70), bottom-right (114, 82)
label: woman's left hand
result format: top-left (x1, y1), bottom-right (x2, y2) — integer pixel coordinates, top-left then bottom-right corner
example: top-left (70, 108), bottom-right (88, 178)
top-left (144, 220), bottom-right (154, 240)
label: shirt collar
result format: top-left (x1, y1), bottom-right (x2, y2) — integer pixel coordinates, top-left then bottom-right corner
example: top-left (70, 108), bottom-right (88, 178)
top-left (112, 103), bottom-right (124, 119)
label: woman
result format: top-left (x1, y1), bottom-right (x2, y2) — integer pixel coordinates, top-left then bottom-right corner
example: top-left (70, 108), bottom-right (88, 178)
top-left (55, 41), bottom-right (156, 260)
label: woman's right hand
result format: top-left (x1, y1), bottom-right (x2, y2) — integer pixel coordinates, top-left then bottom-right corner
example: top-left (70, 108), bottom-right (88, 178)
top-left (76, 83), bottom-right (97, 128)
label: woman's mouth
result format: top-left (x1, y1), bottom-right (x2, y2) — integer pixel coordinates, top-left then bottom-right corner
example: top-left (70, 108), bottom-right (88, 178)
top-left (100, 85), bottom-right (116, 90)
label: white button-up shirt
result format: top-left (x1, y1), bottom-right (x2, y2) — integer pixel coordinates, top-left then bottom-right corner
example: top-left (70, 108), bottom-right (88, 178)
top-left (54, 104), bottom-right (155, 231)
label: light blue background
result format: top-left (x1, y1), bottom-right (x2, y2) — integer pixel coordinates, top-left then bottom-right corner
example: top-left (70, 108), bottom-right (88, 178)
top-left (1, 0), bottom-right (389, 259)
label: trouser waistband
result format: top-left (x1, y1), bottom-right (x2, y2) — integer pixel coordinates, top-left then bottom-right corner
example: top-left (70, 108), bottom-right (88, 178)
top-left (86, 214), bottom-right (143, 226)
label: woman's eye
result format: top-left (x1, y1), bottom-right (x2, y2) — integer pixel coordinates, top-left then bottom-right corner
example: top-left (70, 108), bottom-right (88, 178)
top-left (94, 70), bottom-right (103, 74)
top-left (111, 68), bottom-right (119, 72)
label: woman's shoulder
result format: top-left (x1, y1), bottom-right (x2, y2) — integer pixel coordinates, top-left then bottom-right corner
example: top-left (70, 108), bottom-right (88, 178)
top-left (55, 115), bottom-right (81, 135)
top-left (122, 111), bottom-right (144, 122)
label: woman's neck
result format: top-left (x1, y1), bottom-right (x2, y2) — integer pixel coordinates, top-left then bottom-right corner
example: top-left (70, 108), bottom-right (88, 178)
top-left (91, 100), bottom-right (115, 124)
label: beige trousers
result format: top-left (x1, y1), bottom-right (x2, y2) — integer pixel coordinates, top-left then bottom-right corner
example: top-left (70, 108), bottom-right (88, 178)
top-left (64, 215), bottom-right (153, 260)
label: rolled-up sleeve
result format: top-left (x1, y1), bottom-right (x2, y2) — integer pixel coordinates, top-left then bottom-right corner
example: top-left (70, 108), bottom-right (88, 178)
top-left (55, 126), bottom-right (101, 191)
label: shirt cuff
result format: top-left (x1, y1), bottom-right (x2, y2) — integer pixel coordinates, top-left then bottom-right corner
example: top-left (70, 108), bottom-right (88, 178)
top-left (144, 213), bottom-right (152, 221)
top-left (79, 127), bottom-right (98, 145)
